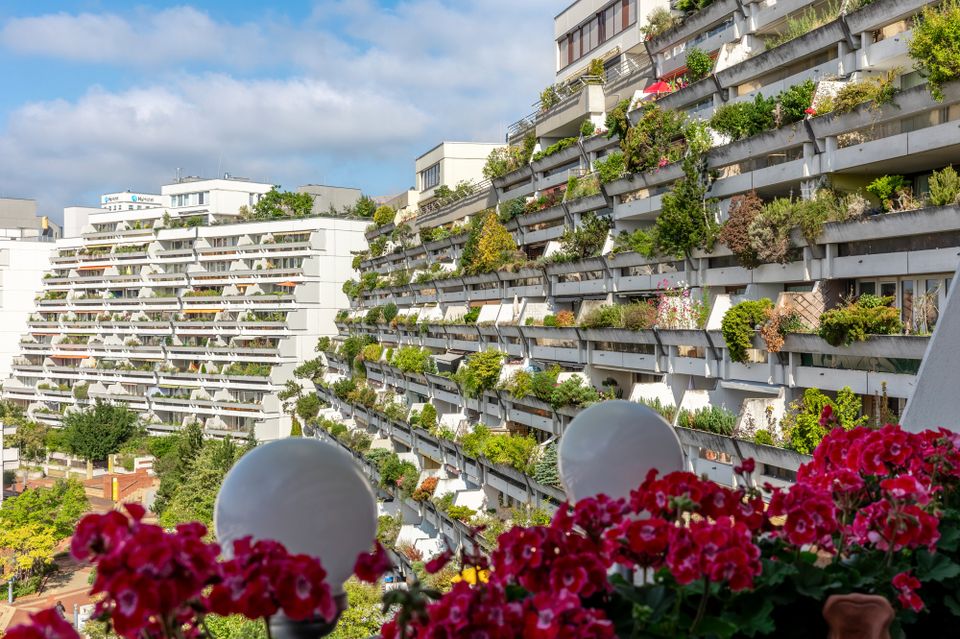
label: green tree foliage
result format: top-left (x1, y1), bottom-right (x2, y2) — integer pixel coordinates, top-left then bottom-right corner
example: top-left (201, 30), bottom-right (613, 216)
top-left (158, 436), bottom-right (250, 529)
top-left (708, 82), bottom-right (817, 141)
top-left (482, 434), bottom-right (539, 474)
top-left (61, 401), bottom-right (141, 462)
top-left (593, 152), bottom-right (626, 184)
top-left (783, 387), bottom-right (868, 454)
top-left (685, 47), bottom-right (713, 81)
top-left (0, 479), bottom-right (88, 540)
top-left (354, 195), bottom-right (377, 218)
top-left (419, 404), bottom-right (438, 432)
top-left (295, 393), bottom-right (322, 423)
top-left (722, 299), bottom-right (774, 363)
top-left (204, 616), bottom-right (267, 639)
top-left (373, 205), bottom-right (395, 227)
top-left (908, 0), bottom-right (960, 100)
top-left (8, 420), bottom-right (49, 464)
top-left (454, 349), bottom-right (505, 397)
top-left (554, 213), bottom-right (612, 261)
top-left (653, 148), bottom-right (718, 258)
top-left (459, 211), bottom-right (518, 275)
top-left (818, 294), bottom-right (903, 346)
top-left (532, 443), bottom-right (560, 488)
top-left (152, 421), bottom-right (205, 518)
top-left (248, 188), bottom-right (314, 220)
top-left (928, 165), bottom-right (960, 205)
top-left (328, 579), bottom-right (388, 639)
top-left (622, 103), bottom-right (688, 173)
top-left (391, 346), bottom-right (435, 374)
top-left (604, 98), bottom-right (632, 142)
top-left (482, 138), bottom-right (536, 179)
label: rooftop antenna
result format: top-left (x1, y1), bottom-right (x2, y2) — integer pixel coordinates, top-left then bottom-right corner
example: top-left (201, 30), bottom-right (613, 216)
top-left (176, 168), bottom-right (182, 184)
top-left (216, 153), bottom-right (223, 180)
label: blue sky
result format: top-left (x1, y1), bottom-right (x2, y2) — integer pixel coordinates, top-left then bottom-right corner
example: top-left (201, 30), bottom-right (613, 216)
top-left (0, 1), bottom-right (557, 218)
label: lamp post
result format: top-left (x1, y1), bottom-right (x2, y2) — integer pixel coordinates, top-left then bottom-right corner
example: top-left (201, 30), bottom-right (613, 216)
top-left (557, 400), bottom-right (684, 503)
top-left (214, 438), bottom-right (377, 639)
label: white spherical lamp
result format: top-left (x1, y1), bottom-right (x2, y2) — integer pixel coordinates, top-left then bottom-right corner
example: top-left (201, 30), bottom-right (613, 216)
top-left (558, 400), bottom-right (684, 503)
top-left (214, 438), bottom-right (377, 595)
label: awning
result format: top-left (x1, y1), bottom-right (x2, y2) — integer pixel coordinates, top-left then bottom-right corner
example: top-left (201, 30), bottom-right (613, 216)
top-left (276, 281), bottom-right (298, 287)
top-left (718, 380), bottom-right (781, 395)
top-left (54, 354), bottom-right (89, 359)
top-left (432, 352), bottom-right (464, 373)
top-left (183, 309), bottom-right (223, 314)
top-left (77, 265), bottom-right (105, 271)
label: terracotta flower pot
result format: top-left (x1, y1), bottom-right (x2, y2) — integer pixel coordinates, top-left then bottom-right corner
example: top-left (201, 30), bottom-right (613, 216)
top-left (823, 593), bottom-right (894, 639)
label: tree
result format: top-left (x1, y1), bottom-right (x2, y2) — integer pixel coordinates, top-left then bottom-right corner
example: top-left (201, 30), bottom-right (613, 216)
top-left (249, 188), bottom-right (314, 219)
top-left (0, 479), bottom-right (88, 540)
top-left (8, 420), bottom-right (49, 464)
top-left (60, 401), bottom-right (141, 462)
top-left (354, 195), bottom-right (377, 218)
top-left (158, 437), bottom-right (246, 528)
top-left (909, 0), bottom-right (960, 100)
top-left (152, 421), bottom-right (205, 518)
top-left (460, 211), bottom-right (518, 275)
top-left (0, 522), bottom-right (57, 583)
top-left (328, 579), bottom-right (388, 638)
top-left (295, 393), bottom-right (322, 423)
top-left (373, 205), bottom-right (395, 226)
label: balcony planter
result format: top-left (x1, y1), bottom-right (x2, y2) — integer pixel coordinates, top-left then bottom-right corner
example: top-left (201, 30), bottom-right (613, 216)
top-left (647, 0), bottom-right (739, 52)
top-left (656, 328), bottom-right (711, 348)
top-left (780, 333), bottom-right (929, 359)
top-left (491, 164), bottom-right (534, 190)
top-left (530, 140), bottom-right (583, 174)
top-left (707, 120), bottom-right (811, 168)
top-left (717, 19), bottom-right (846, 89)
top-left (580, 327), bottom-right (658, 345)
top-left (566, 193), bottom-right (609, 215)
top-left (519, 203), bottom-right (566, 227)
top-left (651, 76), bottom-right (718, 113)
top-left (546, 255), bottom-right (604, 275)
top-left (519, 325), bottom-right (579, 341)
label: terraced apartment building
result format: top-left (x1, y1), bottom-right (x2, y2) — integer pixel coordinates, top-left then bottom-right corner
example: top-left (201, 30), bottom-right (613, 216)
top-left (314, 0), bottom-right (960, 566)
top-left (3, 177), bottom-right (368, 440)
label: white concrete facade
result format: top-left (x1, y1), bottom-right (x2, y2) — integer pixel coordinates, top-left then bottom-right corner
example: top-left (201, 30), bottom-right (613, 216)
top-left (4, 180), bottom-right (368, 441)
top-left (414, 142), bottom-right (504, 203)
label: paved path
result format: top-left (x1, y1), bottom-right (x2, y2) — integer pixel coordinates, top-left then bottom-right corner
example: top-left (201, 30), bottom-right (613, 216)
top-left (0, 556), bottom-right (96, 631)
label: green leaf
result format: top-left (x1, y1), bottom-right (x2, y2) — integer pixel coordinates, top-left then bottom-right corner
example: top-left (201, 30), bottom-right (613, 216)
top-left (693, 616), bottom-right (738, 638)
top-left (916, 550), bottom-right (960, 582)
top-left (726, 598), bottom-right (776, 637)
top-left (944, 594), bottom-right (960, 616)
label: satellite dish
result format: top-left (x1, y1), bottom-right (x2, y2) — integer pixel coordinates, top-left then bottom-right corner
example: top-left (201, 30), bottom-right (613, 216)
top-left (558, 400), bottom-right (685, 503)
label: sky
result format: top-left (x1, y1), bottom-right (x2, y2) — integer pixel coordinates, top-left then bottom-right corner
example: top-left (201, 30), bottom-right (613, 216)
top-left (0, 1), bottom-right (558, 219)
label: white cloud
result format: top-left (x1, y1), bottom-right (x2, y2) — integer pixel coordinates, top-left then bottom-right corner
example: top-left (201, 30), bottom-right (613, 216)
top-left (0, 1), bottom-right (558, 215)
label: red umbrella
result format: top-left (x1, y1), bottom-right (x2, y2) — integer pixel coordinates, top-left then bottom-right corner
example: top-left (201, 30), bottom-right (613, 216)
top-left (643, 80), bottom-right (672, 95)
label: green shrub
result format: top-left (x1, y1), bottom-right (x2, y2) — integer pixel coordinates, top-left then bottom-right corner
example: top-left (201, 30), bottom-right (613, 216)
top-left (642, 7), bottom-right (680, 37)
top-left (373, 205), bottom-right (395, 227)
top-left (549, 377), bottom-right (600, 410)
top-left (447, 505), bottom-right (477, 522)
top-left (594, 152), bottom-right (626, 184)
top-left (332, 377), bottom-right (357, 400)
top-left (721, 299), bottom-right (774, 363)
top-left (817, 295), bottom-right (903, 346)
top-left (828, 72), bottom-right (899, 115)
top-left (553, 213), bottom-right (611, 261)
top-left (461, 425), bottom-right (491, 458)
top-left (532, 443), bottom-right (560, 487)
top-left (483, 434), bottom-right (538, 473)
top-left (531, 137), bottom-right (578, 162)
top-left (604, 99), bottom-right (631, 142)
top-left (753, 429), bottom-right (776, 446)
top-left (381, 303), bottom-right (398, 324)
top-left (685, 47), bottom-right (713, 81)
top-left (709, 95), bottom-right (775, 141)
top-left (377, 514), bottom-right (401, 546)
top-left (364, 306), bottom-right (382, 325)
top-left (580, 119), bottom-right (597, 137)
top-left (783, 387), bottom-right (867, 453)
top-left (677, 405), bottom-right (736, 435)
top-left (454, 350), bottom-right (505, 397)
top-left (622, 301), bottom-right (658, 330)
top-left (392, 346), bottom-right (434, 373)
top-left (623, 103), bottom-right (688, 173)
top-left (580, 304), bottom-right (622, 329)
top-left (765, 4), bottom-right (838, 50)
top-left (636, 397), bottom-right (677, 422)
top-left (866, 175), bottom-right (908, 211)
top-left (419, 404), bottom-right (438, 432)
top-left (463, 306), bottom-right (481, 324)
top-left (928, 165), bottom-right (960, 206)
top-left (909, 0), bottom-right (960, 100)
top-left (530, 366), bottom-right (561, 402)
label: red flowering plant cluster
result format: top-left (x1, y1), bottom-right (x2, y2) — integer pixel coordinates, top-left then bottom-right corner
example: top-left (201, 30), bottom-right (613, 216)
top-left (379, 421), bottom-right (960, 638)
top-left (4, 503), bottom-right (368, 639)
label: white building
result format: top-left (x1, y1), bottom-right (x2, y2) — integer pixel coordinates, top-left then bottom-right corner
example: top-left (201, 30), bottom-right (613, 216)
top-left (0, 199), bottom-right (58, 379)
top-left (5, 178), bottom-right (369, 441)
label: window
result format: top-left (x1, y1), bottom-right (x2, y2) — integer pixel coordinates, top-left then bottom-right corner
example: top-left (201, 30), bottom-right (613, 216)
top-left (420, 163), bottom-right (440, 191)
top-left (901, 279), bottom-right (914, 328)
top-left (557, 0), bottom-right (639, 71)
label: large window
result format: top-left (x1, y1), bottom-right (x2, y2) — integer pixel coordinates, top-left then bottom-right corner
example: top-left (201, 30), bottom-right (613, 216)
top-left (420, 163), bottom-right (440, 191)
top-left (171, 192), bottom-right (208, 208)
top-left (558, 0), bottom-right (637, 71)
